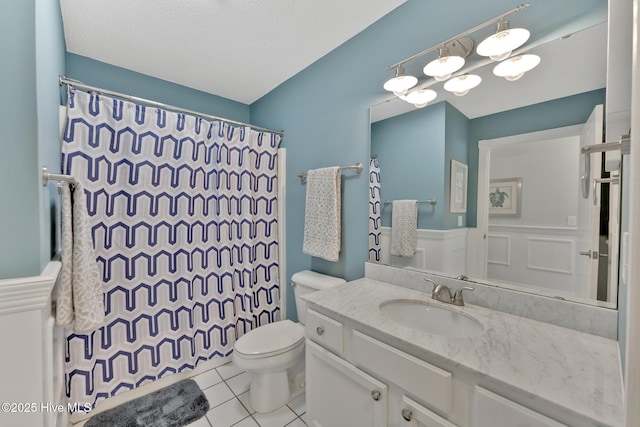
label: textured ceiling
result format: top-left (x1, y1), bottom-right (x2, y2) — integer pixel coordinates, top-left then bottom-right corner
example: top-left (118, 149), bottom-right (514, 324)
top-left (60, 0), bottom-right (407, 104)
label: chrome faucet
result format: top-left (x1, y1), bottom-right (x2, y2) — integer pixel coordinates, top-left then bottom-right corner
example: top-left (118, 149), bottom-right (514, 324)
top-left (452, 286), bottom-right (474, 306)
top-left (424, 277), bottom-right (474, 306)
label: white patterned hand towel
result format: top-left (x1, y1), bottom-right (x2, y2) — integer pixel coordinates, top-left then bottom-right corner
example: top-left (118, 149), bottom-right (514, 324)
top-left (303, 167), bottom-right (341, 262)
top-left (391, 200), bottom-right (418, 257)
top-left (55, 182), bottom-right (105, 332)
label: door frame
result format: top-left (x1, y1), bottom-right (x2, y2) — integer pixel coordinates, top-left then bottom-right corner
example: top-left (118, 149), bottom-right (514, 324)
top-left (470, 124), bottom-right (584, 282)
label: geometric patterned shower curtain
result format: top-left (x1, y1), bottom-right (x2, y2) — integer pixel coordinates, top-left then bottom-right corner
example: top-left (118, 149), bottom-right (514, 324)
top-left (368, 157), bottom-right (382, 263)
top-left (61, 89), bottom-right (281, 409)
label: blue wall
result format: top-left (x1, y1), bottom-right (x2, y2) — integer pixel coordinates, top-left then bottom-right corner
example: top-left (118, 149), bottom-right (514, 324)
top-left (444, 103), bottom-right (470, 229)
top-left (371, 102), bottom-right (445, 230)
top-left (36, 0), bottom-right (66, 270)
top-left (66, 54), bottom-right (250, 124)
top-left (0, 0), bottom-right (41, 278)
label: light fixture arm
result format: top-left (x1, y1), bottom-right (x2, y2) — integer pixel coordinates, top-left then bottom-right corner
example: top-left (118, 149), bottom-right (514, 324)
top-left (387, 3), bottom-right (529, 70)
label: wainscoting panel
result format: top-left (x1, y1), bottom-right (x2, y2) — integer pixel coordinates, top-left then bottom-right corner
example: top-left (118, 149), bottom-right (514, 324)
top-left (527, 237), bottom-right (575, 275)
top-left (0, 262), bottom-right (60, 427)
top-left (487, 235), bottom-right (511, 266)
top-left (487, 225), bottom-right (578, 294)
top-left (379, 228), bottom-right (468, 276)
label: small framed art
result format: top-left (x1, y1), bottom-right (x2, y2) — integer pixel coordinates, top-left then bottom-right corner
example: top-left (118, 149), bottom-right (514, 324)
top-left (449, 160), bottom-right (468, 213)
top-left (489, 178), bottom-right (522, 217)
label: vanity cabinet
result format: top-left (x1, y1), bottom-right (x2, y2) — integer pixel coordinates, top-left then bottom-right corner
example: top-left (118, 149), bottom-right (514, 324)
top-left (306, 340), bottom-right (387, 427)
top-left (306, 308), bottom-right (460, 427)
top-left (305, 308), bottom-right (574, 427)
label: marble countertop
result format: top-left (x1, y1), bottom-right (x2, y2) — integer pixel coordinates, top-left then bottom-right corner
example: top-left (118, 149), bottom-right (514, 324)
top-left (303, 278), bottom-right (623, 426)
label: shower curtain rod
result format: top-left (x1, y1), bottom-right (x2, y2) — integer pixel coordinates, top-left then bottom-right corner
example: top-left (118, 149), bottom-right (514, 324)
top-left (59, 75), bottom-right (285, 137)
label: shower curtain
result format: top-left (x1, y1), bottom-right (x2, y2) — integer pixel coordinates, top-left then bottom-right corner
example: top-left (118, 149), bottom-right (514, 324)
top-left (369, 157), bottom-right (382, 262)
top-left (61, 90), bottom-right (281, 408)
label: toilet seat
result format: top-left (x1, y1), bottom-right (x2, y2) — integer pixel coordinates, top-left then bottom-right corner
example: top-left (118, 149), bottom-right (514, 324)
top-left (234, 320), bottom-right (305, 359)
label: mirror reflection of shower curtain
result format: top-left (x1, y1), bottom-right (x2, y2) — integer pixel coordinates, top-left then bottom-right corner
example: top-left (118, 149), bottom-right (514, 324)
top-left (369, 157), bottom-right (382, 262)
top-left (61, 90), bottom-right (281, 410)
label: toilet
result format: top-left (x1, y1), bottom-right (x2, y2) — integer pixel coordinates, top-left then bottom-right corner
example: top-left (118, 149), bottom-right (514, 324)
top-left (232, 270), bottom-right (346, 413)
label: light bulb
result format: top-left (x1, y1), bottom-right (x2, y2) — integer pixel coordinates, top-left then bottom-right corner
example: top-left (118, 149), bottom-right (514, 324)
top-left (423, 47), bottom-right (465, 80)
top-left (404, 88), bottom-right (437, 107)
top-left (493, 54), bottom-right (540, 81)
top-left (383, 65), bottom-right (418, 94)
top-left (477, 20), bottom-right (530, 61)
top-left (443, 74), bottom-right (481, 96)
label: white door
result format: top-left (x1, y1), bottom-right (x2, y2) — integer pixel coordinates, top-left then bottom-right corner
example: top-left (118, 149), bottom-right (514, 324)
top-left (576, 104), bottom-right (603, 299)
top-left (306, 340), bottom-right (387, 427)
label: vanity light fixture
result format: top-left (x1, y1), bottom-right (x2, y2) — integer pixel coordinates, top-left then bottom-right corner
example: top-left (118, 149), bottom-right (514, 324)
top-left (476, 20), bottom-right (530, 61)
top-left (404, 88), bottom-right (437, 108)
top-left (493, 53), bottom-right (540, 81)
top-left (382, 4), bottom-right (531, 108)
top-left (443, 74), bottom-right (482, 96)
top-left (423, 46), bottom-right (466, 81)
top-left (383, 65), bottom-right (418, 95)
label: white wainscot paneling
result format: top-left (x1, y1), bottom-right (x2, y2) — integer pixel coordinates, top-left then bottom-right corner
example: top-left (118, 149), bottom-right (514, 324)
top-left (527, 237), bottom-right (575, 275)
top-left (487, 225), bottom-right (577, 295)
top-left (379, 227), bottom-right (468, 276)
top-left (0, 262), bottom-right (61, 427)
top-left (487, 234), bottom-right (510, 266)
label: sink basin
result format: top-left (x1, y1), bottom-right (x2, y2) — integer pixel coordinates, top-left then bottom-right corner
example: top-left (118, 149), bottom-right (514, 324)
top-left (379, 299), bottom-right (484, 338)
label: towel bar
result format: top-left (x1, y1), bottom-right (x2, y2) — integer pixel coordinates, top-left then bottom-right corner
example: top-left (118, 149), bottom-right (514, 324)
top-left (42, 166), bottom-right (76, 186)
top-left (383, 199), bottom-right (438, 206)
top-left (298, 163), bottom-right (363, 182)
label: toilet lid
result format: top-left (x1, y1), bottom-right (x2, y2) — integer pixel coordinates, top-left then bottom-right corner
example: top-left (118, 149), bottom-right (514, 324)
top-left (235, 320), bottom-right (305, 357)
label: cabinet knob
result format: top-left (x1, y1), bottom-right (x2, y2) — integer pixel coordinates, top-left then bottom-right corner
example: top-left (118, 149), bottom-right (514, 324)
top-left (316, 326), bottom-right (324, 336)
top-left (401, 408), bottom-right (413, 421)
top-left (371, 390), bottom-right (381, 401)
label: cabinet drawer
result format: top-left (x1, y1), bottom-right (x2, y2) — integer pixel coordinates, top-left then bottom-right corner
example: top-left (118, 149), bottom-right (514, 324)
top-left (352, 330), bottom-right (452, 415)
top-left (400, 395), bottom-right (458, 427)
top-left (475, 386), bottom-right (567, 427)
top-left (306, 309), bottom-right (344, 355)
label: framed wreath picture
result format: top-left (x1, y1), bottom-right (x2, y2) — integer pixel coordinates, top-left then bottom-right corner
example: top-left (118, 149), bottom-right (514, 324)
top-left (449, 160), bottom-right (468, 213)
top-left (489, 178), bottom-right (522, 217)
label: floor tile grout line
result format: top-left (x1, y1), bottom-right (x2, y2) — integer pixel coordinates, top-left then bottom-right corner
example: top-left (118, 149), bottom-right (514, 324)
top-left (230, 413), bottom-right (256, 427)
top-left (205, 381), bottom-right (239, 412)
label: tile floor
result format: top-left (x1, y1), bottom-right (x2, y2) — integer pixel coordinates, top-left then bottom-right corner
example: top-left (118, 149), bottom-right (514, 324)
top-left (187, 362), bottom-right (307, 427)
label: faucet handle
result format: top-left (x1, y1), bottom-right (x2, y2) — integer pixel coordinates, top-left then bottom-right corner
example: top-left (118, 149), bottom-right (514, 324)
top-left (423, 277), bottom-right (439, 292)
top-left (453, 286), bottom-right (474, 306)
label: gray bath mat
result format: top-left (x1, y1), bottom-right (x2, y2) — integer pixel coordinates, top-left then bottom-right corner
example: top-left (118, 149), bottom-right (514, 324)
top-left (85, 379), bottom-right (209, 427)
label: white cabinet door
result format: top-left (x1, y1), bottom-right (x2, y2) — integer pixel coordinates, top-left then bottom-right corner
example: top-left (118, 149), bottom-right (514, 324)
top-left (475, 386), bottom-right (567, 427)
top-left (306, 340), bottom-right (387, 427)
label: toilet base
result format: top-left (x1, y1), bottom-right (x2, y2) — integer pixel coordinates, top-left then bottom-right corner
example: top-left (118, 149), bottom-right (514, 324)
top-left (246, 352), bottom-right (305, 414)
top-left (249, 370), bottom-right (291, 413)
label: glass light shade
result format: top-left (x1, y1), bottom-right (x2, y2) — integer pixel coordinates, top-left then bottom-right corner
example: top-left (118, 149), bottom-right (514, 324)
top-left (404, 88), bottom-right (437, 107)
top-left (423, 55), bottom-right (465, 81)
top-left (477, 23), bottom-right (530, 61)
top-left (493, 54), bottom-right (541, 81)
top-left (444, 74), bottom-right (481, 96)
top-left (383, 66), bottom-right (418, 94)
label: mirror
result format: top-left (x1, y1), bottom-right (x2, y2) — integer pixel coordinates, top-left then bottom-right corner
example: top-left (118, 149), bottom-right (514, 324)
top-left (369, 7), bottom-right (618, 308)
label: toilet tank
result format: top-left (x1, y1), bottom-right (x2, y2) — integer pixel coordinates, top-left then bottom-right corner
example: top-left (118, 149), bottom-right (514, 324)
top-left (291, 270), bottom-right (346, 325)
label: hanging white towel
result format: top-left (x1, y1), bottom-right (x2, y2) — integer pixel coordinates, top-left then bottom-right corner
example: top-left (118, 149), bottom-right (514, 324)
top-left (55, 182), bottom-right (105, 332)
top-left (303, 167), bottom-right (341, 262)
top-left (391, 200), bottom-right (418, 257)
